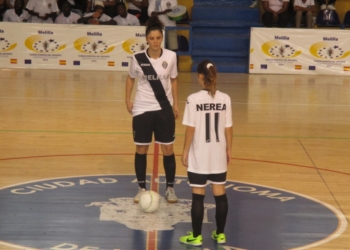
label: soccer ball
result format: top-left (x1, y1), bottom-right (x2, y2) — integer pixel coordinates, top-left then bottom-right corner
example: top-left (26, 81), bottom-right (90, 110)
top-left (139, 191), bottom-right (160, 213)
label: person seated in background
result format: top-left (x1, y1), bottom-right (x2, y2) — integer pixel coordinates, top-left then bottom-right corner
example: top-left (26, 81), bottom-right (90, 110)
top-left (25, 0), bottom-right (59, 23)
top-left (3, 0), bottom-right (30, 21)
top-left (0, 0), bottom-right (5, 21)
top-left (294, 0), bottom-right (315, 28)
top-left (59, 0), bottom-right (83, 16)
top-left (262, 0), bottom-right (290, 27)
top-left (86, 0), bottom-right (116, 18)
top-left (55, 1), bottom-right (80, 23)
top-left (317, 0), bottom-right (336, 10)
top-left (113, 2), bottom-right (139, 25)
top-left (78, 0), bottom-right (116, 24)
top-left (126, 0), bottom-right (148, 24)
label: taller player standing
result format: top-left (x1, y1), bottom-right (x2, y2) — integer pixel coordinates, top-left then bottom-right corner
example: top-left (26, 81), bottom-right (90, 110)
top-left (180, 60), bottom-right (233, 246)
top-left (125, 16), bottom-right (179, 203)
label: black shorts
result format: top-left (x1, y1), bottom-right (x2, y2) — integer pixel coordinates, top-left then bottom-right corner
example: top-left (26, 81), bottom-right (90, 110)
top-left (132, 108), bottom-right (175, 145)
top-left (188, 171), bottom-right (227, 187)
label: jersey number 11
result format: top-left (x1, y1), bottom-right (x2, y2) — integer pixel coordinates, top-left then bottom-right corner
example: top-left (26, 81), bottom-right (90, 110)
top-left (205, 113), bottom-right (220, 143)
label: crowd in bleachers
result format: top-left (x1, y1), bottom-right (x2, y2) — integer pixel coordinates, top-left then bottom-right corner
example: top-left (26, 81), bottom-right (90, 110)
top-left (0, 0), bottom-right (150, 25)
top-left (249, 0), bottom-right (350, 28)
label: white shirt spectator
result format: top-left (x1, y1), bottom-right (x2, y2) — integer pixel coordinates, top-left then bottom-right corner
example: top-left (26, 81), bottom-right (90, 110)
top-left (294, 0), bottom-right (315, 8)
top-left (148, 0), bottom-right (177, 27)
top-left (263, 0), bottom-right (290, 12)
top-left (26, 0), bottom-right (59, 23)
top-left (55, 11), bottom-right (81, 24)
top-left (128, 0), bottom-right (142, 12)
top-left (113, 13), bottom-right (140, 25)
top-left (83, 12), bottom-right (111, 22)
top-left (3, 9), bottom-right (31, 22)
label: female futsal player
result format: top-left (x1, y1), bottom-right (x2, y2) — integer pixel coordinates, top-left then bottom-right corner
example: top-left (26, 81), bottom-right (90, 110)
top-left (179, 60), bottom-right (233, 246)
top-left (125, 16), bottom-right (179, 203)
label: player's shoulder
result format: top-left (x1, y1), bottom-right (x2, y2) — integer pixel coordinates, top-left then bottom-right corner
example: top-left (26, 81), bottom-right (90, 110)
top-left (215, 90), bottom-right (231, 100)
top-left (162, 48), bottom-right (177, 58)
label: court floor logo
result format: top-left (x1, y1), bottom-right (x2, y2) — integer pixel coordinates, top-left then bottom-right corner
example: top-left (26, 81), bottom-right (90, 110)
top-left (0, 175), bottom-right (347, 250)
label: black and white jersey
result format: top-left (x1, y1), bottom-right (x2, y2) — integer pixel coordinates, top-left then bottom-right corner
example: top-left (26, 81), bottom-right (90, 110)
top-left (183, 90), bottom-right (233, 174)
top-left (129, 49), bottom-right (178, 116)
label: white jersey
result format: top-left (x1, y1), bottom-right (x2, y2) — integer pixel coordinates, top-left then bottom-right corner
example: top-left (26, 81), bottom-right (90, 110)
top-left (55, 12), bottom-right (81, 24)
top-left (26, 0), bottom-right (59, 23)
top-left (129, 49), bottom-right (178, 116)
top-left (113, 13), bottom-right (140, 26)
top-left (183, 90), bottom-right (232, 174)
top-left (3, 9), bottom-right (31, 22)
top-left (148, 0), bottom-right (177, 27)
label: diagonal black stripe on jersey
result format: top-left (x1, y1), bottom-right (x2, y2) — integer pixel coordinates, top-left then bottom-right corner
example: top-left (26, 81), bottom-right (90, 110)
top-left (135, 52), bottom-right (171, 109)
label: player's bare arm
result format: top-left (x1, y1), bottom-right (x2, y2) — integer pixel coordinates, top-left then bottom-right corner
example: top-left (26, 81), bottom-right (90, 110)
top-left (171, 77), bottom-right (179, 119)
top-left (182, 126), bottom-right (195, 167)
top-left (225, 126), bottom-right (233, 165)
top-left (125, 75), bottom-right (135, 114)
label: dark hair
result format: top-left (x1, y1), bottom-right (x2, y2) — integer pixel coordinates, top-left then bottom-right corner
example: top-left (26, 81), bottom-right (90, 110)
top-left (197, 60), bottom-right (217, 97)
top-left (145, 16), bottom-right (164, 36)
top-left (116, 2), bottom-right (126, 10)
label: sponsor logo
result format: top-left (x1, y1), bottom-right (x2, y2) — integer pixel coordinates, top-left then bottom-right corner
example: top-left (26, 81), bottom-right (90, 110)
top-left (0, 37), bottom-right (17, 52)
top-left (274, 35), bottom-right (290, 40)
top-left (323, 37), bottom-right (338, 41)
top-left (309, 42), bottom-right (350, 60)
top-left (122, 38), bottom-right (148, 54)
top-left (38, 30), bottom-right (54, 35)
top-left (262, 41), bottom-right (302, 58)
top-left (74, 37), bottom-right (114, 54)
top-left (141, 63), bottom-right (151, 66)
top-left (25, 35), bottom-right (66, 53)
top-left (87, 32), bottom-right (102, 36)
top-left (136, 33), bottom-right (146, 37)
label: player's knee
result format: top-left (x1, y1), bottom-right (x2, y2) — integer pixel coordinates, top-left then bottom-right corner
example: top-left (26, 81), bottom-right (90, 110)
top-left (136, 145), bottom-right (149, 154)
top-left (161, 144), bottom-right (174, 156)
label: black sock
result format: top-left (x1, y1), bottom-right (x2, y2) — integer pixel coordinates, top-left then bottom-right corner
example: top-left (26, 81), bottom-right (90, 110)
top-left (135, 153), bottom-right (147, 189)
top-left (191, 193), bottom-right (205, 237)
top-left (163, 154), bottom-right (176, 188)
top-left (214, 194), bottom-right (228, 234)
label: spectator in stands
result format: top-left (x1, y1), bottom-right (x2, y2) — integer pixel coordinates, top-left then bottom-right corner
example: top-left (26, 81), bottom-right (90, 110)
top-left (26, 0), bottom-right (59, 23)
top-left (127, 0), bottom-right (149, 24)
top-left (55, 1), bottom-right (80, 23)
top-left (86, 0), bottom-right (116, 18)
top-left (262, 0), bottom-right (290, 28)
top-left (294, 0), bottom-right (315, 28)
top-left (317, 0), bottom-right (336, 10)
top-left (78, 0), bottom-right (116, 24)
top-left (59, 0), bottom-right (83, 16)
top-left (113, 2), bottom-right (140, 25)
top-left (3, 0), bottom-right (30, 21)
top-left (148, 0), bottom-right (178, 51)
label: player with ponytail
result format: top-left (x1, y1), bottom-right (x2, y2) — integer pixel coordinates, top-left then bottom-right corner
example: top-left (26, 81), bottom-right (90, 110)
top-left (125, 15), bottom-right (179, 203)
top-left (180, 60), bottom-right (233, 246)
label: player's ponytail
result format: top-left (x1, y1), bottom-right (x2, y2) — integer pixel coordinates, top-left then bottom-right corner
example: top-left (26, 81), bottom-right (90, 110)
top-left (146, 16), bottom-right (165, 36)
top-left (197, 60), bottom-right (217, 97)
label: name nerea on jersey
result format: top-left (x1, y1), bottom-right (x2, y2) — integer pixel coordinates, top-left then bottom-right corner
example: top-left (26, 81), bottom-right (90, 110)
top-left (142, 74), bottom-right (170, 81)
top-left (196, 103), bottom-right (226, 111)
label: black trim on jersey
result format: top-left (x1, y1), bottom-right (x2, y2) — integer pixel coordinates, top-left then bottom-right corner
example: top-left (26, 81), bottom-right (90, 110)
top-left (215, 112), bottom-right (220, 142)
top-left (205, 113), bottom-right (210, 143)
top-left (146, 48), bottom-right (163, 58)
top-left (135, 52), bottom-right (171, 109)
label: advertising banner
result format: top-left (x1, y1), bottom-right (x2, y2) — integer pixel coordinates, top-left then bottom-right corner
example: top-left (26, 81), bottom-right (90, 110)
top-left (0, 23), bottom-right (150, 71)
top-left (249, 28), bottom-right (350, 75)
